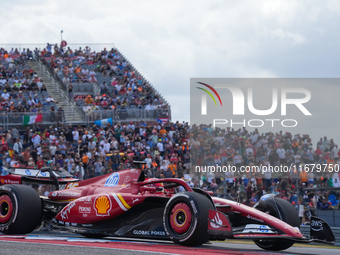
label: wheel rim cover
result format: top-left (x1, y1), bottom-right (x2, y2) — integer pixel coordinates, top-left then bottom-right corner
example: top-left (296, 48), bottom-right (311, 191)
top-left (0, 195), bottom-right (13, 223)
top-left (170, 203), bottom-right (192, 234)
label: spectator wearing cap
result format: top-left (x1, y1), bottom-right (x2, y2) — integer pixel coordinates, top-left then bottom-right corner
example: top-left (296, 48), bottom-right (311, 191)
top-left (101, 95), bottom-right (108, 109)
top-left (157, 139), bottom-right (165, 156)
top-left (85, 95), bottom-right (93, 105)
top-left (49, 141), bottom-right (58, 156)
top-left (32, 131), bottom-right (42, 148)
top-left (89, 74), bottom-right (97, 83)
top-left (182, 142), bottom-right (189, 154)
top-left (1, 90), bottom-right (9, 100)
top-left (33, 94), bottom-right (40, 104)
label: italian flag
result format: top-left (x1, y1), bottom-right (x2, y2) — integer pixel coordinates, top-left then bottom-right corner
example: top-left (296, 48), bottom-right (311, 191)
top-left (23, 114), bottom-right (42, 125)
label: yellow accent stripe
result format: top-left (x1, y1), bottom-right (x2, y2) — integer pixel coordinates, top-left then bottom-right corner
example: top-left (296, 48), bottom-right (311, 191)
top-left (54, 199), bottom-right (76, 203)
top-left (117, 194), bottom-right (131, 209)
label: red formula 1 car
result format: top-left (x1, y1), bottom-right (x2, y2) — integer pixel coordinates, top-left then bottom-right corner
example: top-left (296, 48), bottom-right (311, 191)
top-left (0, 164), bottom-right (335, 251)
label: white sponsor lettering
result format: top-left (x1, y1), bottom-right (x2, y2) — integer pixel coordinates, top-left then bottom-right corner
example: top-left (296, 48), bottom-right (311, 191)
top-left (0, 187), bottom-right (12, 192)
top-left (79, 206), bottom-right (91, 214)
top-left (60, 202), bottom-right (76, 220)
top-left (311, 220), bottom-right (323, 227)
top-left (130, 169), bottom-right (139, 174)
top-left (53, 191), bottom-right (79, 198)
top-left (132, 230), bottom-right (166, 236)
top-left (79, 197), bottom-right (92, 202)
top-left (0, 179), bottom-right (20, 184)
top-left (311, 220), bottom-right (323, 231)
top-left (247, 214), bottom-right (264, 223)
top-left (190, 200), bottom-right (197, 214)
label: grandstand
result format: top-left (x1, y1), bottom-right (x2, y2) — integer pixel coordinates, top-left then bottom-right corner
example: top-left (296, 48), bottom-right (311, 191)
top-left (0, 44), bottom-right (171, 129)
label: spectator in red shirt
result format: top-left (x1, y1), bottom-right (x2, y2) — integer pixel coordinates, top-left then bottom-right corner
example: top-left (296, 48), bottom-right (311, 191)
top-left (36, 156), bottom-right (44, 169)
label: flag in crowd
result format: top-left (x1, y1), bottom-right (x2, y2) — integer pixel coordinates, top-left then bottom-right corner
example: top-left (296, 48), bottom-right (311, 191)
top-left (156, 118), bottom-right (168, 124)
top-left (94, 118), bottom-right (113, 127)
top-left (23, 114), bottom-right (42, 125)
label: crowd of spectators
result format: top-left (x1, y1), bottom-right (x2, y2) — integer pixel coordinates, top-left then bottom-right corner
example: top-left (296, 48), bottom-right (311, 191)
top-left (0, 121), bottom-right (191, 180)
top-left (0, 47), bottom-right (61, 122)
top-left (39, 45), bottom-right (169, 119)
top-left (189, 125), bottom-right (340, 222)
top-left (0, 122), bottom-right (339, 215)
top-left (0, 45), bottom-right (169, 123)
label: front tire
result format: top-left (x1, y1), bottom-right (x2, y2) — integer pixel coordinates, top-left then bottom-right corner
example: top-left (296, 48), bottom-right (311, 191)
top-left (254, 198), bottom-right (299, 251)
top-left (163, 192), bottom-right (214, 246)
top-left (0, 185), bottom-right (42, 234)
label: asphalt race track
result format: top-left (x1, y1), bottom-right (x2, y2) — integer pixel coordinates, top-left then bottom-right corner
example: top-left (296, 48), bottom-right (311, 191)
top-left (0, 231), bottom-right (339, 255)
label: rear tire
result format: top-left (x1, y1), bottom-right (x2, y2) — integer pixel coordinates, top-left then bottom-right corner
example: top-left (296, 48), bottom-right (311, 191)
top-left (163, 191), bottom-right (214, 246)
top-left (0, 185), bottom-right (42, 234)
top-left (254, 198), bottom-right (299, 251)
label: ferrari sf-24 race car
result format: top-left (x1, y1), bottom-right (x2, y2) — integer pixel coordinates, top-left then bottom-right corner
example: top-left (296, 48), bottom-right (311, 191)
top-left (0, 164), bottom-right (335, 251)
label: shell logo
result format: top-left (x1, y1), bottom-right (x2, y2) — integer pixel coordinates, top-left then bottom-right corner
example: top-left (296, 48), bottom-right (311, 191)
top-left (0, 179), bottom-right (4, 184)
top-left (94, 195), bottom-right (112, 216)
